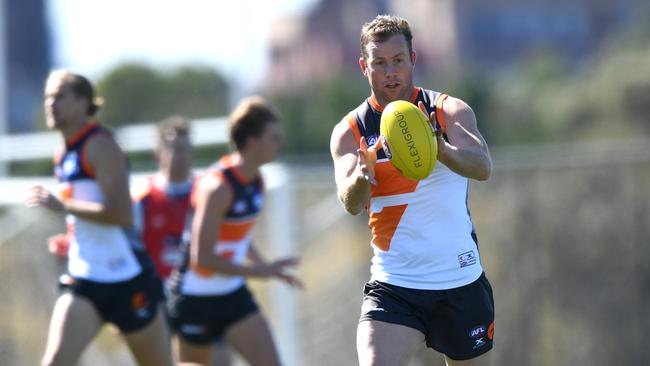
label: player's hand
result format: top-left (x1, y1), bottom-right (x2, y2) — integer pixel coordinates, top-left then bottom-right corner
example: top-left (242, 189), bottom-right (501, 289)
top-left (357, 136), bottom-right (383, 185)
top-left (265, 257), bottom-right (304, 289)
top-left (47, 234), bottom-right (70, 260)
top-left (25, 185), bottom-right (64, 212)
top-left (418, 101), bottom-right (446, 160)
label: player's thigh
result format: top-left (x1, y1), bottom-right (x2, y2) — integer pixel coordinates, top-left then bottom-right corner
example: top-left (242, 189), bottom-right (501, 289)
top-left (225, 311), bottom-right (280, 366)
top-left (445, 350), bottom-right (490, 366)
top-left (173, 335), bottom-right (214, 366)
top-left (123, 307), bottom-right (173, 366)
top-left (42, 293), bottom-right (103, 366)
top-left (211, 340), bottom-right (231, 366)
top-left (357, 320), bottom-right (424, 366)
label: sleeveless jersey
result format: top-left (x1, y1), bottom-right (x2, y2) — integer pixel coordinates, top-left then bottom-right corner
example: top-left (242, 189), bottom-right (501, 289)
top-left (54, 122), bottom-right (146, 282)
top-left (346, 87), bottom-right (483, 290)
top-left (171, 155), bottom-right (264, 296)
top-left (133, 174), bottom-right (193, 280)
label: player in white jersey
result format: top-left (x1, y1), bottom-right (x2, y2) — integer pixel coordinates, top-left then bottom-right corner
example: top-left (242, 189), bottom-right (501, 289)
top-left (330, 16), bottom-right (495, 366)
top-left (26, 70), bottom-right (173, 366)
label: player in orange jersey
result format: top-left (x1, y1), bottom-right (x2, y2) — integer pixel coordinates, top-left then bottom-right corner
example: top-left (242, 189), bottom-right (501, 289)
top-left (330, 15), bottom-right (495, 366)
top-left (167, 96), bottom-right (302, 366)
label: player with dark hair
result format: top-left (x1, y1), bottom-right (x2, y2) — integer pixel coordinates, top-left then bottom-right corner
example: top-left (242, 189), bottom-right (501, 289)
top-left (330, 15), bottom-right (495, 366)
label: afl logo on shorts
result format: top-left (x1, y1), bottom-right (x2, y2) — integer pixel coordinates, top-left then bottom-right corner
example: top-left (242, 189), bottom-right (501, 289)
top-left (469, 325), bottom-right (486, 338)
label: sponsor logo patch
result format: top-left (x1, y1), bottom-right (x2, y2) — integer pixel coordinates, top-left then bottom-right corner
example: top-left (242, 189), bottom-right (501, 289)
top-left (131, 292), bottom-right (151, 318)
top-left (233, 200), bottom-right (248, 214)
top-left (458, 250), bottom-right (477, 268)
top-left (62, 152), bottom-right (80, 177)
top-left (180, 324), bottom-right (207, 335)
top-left (473, 337), bottom-right (487, 349)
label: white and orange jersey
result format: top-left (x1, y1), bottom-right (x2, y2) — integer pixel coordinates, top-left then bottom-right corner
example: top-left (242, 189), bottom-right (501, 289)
top-left (54, 122), bottom-right (148, 283)
top-left (173, 155), bottom-right (264, 296)
top-left (347, 87), bottom-right (483, 290)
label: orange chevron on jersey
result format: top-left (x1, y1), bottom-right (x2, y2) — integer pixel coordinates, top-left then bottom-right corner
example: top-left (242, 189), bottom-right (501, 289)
top-left (371, 160), bottom-right (419, 198)
top-left (218, 219), bottom-right (256, 242)
top-left (368, 204), bottom-right (408, 251)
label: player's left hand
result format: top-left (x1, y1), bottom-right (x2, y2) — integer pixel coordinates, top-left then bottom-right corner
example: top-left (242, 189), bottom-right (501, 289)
top-left (25, 185), bottom-right (64, 212)
top-left (418, 101), bottom-right (447, 160)
top-left (267, 257), bottom-right (304, 289)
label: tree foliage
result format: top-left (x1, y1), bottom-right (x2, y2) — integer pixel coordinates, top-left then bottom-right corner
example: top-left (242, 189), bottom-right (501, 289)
top-left (269, 74), bottom-right (368, 154)
top-left (96, 63), bottom-right (230, 127)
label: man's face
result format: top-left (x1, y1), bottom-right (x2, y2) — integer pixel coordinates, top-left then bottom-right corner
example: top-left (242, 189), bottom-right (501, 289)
top-left (158, 131), bottom-right (192, 178)
top-left (359, 34), bottom-right (416, 107)
top-left (252, 121), bottom-right (284, 163)
top-left (43, 76), bottom-right (88, 130)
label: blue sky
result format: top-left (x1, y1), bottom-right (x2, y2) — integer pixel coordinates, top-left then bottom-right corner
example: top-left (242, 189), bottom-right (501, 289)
top-left (46, 0), bottom-right (316, 93)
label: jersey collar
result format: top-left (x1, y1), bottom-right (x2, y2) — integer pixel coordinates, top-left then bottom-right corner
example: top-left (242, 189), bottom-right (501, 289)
top-left (368, 86), bottom-right (420, 112)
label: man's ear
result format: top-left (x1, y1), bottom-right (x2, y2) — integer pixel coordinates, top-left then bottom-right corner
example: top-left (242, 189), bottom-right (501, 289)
top-left (359, 57), bottom-right (368, 77)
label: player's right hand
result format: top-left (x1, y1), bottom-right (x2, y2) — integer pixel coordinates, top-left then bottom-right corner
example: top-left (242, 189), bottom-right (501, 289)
top-left (357, 136), bottom-right (383, 185)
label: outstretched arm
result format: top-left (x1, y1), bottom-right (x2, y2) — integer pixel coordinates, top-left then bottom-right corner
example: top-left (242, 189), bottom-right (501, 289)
top-left (191, 175), bottom-right (301, 287)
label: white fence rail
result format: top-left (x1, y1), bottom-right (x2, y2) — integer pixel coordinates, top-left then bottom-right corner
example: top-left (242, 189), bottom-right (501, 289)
top-left (0, 116), bottom-right (229, 163)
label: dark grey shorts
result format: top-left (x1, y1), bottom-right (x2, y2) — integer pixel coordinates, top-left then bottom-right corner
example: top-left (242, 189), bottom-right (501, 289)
top-left (359, 272), bottom-right (495, 360)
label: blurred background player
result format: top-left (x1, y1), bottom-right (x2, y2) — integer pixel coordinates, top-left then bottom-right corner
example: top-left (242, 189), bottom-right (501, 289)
top-left (167, 96), bottom-right (302, 366)
top-left (132, 115), bottom-right (232, 365)
top-left (330, 15), bottom-right (494, 366)
top-left (132, 116), bottom-right (194, 280)
top-left (25, 70), bottom-right (173, 366)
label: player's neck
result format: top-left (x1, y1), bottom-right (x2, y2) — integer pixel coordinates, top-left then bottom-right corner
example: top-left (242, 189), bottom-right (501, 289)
top-left (229, 151), bottom-right (259, 180)
top-left (60, 117), bottom-right (94, 143)
top-left (163, 168), bottom-right (190, 184)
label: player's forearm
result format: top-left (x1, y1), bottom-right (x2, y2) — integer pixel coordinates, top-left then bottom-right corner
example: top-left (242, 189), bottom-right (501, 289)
top-left (247, 245), bottom-right (266, 266)
top-left (193, 254), bottom-right (272, 278)
top-left (63, 199), bottom-right (133, 226)
top-left (438, 144), bottom-right (492, 181)
top-left (338, 172), bottom-right (371, 215)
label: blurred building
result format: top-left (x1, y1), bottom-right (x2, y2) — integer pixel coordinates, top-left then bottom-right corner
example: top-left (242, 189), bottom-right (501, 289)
top-left (265, 0), bottom-right (647, 91)
top-left (0, 1), bottom-right (6, 137)
top-left (2, 0), bottom-right (52, 133)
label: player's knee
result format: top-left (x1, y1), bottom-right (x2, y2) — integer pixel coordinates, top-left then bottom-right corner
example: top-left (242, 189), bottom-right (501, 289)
top-left (41, 351), bottom-right (66, 366)
top-left (357, 343), bottom-right (379, 366)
